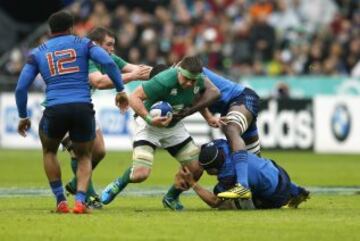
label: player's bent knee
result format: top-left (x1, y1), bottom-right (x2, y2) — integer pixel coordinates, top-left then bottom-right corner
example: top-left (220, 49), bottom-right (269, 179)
top-left (131, 145), bottom-right (154, 182)
top-left (224, 111), bottom-right (249, 135)
top-left (92, 148), bottom-right (106, 163)
top-left (130, 166), bottom-right (151, 183)
top-left (175, 141), bottom-right (200, 165)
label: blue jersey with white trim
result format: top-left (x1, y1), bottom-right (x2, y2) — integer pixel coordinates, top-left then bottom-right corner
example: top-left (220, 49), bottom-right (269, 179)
top-left (213, 139), bottom-right (279, 198)
top-left (202, 67), bottom-right (245, 114)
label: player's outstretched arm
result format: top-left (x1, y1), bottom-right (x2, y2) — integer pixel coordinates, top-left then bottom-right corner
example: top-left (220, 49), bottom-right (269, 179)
top-left (89, 64), bottom-right (152, 90)
top-left (178, 167), bottom-right (222, 208)
top-left (89, 46), bottom-right (124, 92)
top-left (189, 77), bottom-right (220, 114)
top-left (15, 63), bottom-right (38, 137)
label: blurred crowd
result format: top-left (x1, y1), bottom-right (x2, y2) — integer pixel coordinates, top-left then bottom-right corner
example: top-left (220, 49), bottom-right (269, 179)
top-left (2, 0), bottom-right (360, 80)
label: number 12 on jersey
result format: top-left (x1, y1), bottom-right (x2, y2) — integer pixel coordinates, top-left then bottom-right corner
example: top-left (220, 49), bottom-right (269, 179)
top-left (46, 49), bottom-right (80, 76)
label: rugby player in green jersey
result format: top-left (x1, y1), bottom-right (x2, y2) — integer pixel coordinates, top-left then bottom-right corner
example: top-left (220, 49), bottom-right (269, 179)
top-left (101, 56), bottom-right (221, 209)
top-left (62, 27), bottom-right (151, 209)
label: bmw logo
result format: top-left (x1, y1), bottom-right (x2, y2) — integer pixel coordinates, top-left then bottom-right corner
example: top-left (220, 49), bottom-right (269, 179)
top-left (331, 104), bottom-right (351, 142)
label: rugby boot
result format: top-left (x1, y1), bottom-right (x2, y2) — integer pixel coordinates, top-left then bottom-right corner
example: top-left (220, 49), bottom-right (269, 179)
top-left (286, 187), bottom-right (310, 208)
top-left (217, 184), bottom-right (252, 199)
top-left (73, 201), bottom-right (89, 214)
top-left (101, 181), bottom-right (121, 205)
top-left (86, 194), bottom-right (103, 209)
top-left (56, 201), bottom-right (70, 213)
top-left (162, 196), bottom-right (184, 211)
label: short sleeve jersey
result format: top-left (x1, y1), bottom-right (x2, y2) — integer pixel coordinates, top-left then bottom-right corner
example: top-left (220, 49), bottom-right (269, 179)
top-left (142, 67), bottom-right (205, 127)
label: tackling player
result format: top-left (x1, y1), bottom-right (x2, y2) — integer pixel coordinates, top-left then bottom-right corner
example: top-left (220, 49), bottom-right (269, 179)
top-left (61, 27), bottom-right (151, 209)
top-left (100, 57), bottom-right (221, 207)
top-left (176, 139), bottom-right (310, 210)
top-left (165, 67), bottom-right (261, 209)
top-left (15, 11), bottom-right (128, 214)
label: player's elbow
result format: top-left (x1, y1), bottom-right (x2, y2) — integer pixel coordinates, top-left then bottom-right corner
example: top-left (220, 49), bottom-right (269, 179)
top-left (211, 87), bottom-right (221, 100)
top-left (15, 86), bottom-right (26, 99)
top-left (102, 58), bottom-right (116, 69)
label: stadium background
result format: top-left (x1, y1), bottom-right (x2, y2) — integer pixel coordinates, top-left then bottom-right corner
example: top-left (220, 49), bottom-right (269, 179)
top-left (0, 1), bottom-right (359, 241)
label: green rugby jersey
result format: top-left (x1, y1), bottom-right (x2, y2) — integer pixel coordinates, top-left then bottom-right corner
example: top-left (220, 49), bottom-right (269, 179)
top-left (142, 67), bottom-right (205, 127)
top-left (89, 54), bottom-right (127, 73)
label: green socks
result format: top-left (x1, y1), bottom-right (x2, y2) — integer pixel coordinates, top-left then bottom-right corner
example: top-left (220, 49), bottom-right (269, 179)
top-left (114, 167), bottom-right (132, 192)
top-left (165, 185), bottom-right (183, 200)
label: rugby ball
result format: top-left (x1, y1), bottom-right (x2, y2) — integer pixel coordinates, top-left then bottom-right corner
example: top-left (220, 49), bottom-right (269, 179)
top-left (149, 101), bottom-right (173, 118)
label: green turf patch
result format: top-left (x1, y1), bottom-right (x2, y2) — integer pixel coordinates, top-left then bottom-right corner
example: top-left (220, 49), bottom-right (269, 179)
top-left (0, 195), bottom-right (359, 241)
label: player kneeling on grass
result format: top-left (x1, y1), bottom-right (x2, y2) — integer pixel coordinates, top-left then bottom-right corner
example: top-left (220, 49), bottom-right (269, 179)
top-left (176, 139), bottom-right (310, 210)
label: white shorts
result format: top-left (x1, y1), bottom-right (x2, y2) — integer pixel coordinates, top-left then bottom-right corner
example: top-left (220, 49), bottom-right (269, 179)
top-left (133, 117), bottom-right (191, 148)
top-left (95, 116), bottom-right (101, 131)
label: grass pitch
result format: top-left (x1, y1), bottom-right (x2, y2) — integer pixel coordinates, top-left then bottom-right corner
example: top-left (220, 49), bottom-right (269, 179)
top-left (0, 149), bottom-right (359, 241)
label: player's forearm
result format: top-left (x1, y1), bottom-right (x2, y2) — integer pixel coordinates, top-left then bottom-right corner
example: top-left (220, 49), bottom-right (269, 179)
top-left (89, 72), bottom-right (114, 89)
top-left (200, 108), bottom-right (213, 121)
top-left (129, 88), bottom-right (149, 118)
top-left (122, 73), bottom-right (136, 83)
top-left (102, 61), bottom-right (124, 92)
top-left (192, 183), bottom-right (222, 208)
top-left (89, 47), bottom-right (124, 92)
top-left (15, 64), bottom-right (37, 118)
top-left (189, 81), bottom-right (220, 115)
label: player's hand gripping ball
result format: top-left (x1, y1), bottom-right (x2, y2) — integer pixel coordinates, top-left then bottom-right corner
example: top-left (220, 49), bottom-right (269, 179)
top-left (149, 101), bottom-right (173, 118)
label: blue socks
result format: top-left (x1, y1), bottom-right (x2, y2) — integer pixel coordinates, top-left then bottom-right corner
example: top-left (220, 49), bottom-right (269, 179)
top-left (75, 191), bottom-right (87, 203)
top-left (49, 180), bottom-right (66, 204)
top-left (232, 150), bottom-right (249, 188)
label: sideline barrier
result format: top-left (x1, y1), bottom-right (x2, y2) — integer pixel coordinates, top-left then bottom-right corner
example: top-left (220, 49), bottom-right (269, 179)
top-left (1, 93), bottom-right (359, 153)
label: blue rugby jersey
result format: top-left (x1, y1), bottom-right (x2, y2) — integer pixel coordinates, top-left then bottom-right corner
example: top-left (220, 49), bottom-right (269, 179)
top-left (15, 34), bottom-right (124, 118)
top-left (212, 139), bottom-right (279, 198)
top-left (202, 67), bottom-right (245, 114)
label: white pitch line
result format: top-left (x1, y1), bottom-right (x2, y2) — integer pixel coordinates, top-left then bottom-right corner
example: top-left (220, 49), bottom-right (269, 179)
top-left (0, 186), bottom-right (359, 198)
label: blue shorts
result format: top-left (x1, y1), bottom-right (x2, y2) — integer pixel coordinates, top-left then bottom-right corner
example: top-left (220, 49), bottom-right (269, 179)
top-left (253, 161), bottom-right (292, 209)
top-left (39, 103), bottom-right (96, 142)
top-left (227, 88), bottom-right (260, 117)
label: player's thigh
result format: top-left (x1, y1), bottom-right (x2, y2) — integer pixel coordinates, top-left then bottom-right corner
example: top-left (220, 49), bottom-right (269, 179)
top-left (133, 117), bottom-right (162, 146)
top-left (226, 88), bottom-right (260, 130)
top-left (39, 105), bottom-right (69, 142)
top-left (38, 129), bottom-right (62, 154)
top-left (92, 129), bottom-right (106, 161)
top-left (68, 103), bottom-right (96, 144)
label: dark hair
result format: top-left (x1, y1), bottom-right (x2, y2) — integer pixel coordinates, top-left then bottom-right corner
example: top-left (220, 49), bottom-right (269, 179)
top-left (87, 27), bottom-right (116, 44)
top-left (48, 11), bottom-right (74, 34)
top-left (150, 64), bottom-right (168, 78)
top-left (180, 56), bottom-right (203, 74)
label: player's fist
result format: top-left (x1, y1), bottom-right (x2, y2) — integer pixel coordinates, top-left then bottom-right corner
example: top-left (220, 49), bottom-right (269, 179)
top-left (115, 91), bottom-right (129, 113)
top-left (18, 118), bottom-right (31, 137)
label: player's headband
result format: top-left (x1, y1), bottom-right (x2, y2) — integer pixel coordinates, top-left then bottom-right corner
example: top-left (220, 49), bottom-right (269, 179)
top-left (178, 67), bottom-right (202, 80)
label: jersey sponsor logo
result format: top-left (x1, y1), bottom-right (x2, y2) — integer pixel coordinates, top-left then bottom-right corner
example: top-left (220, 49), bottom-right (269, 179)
top-left (170, 88), bottom-right (178, 95)
top-left (193, 86), bottom-right (200, 94)
top-left (46, 49), bottom-right (80, 76)
top-left (172, 104), bottom-right (184, 113)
